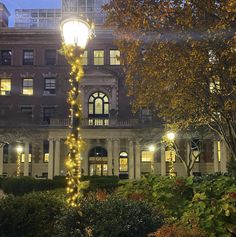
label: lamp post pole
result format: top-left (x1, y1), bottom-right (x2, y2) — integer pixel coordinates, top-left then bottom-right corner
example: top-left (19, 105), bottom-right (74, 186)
top-left (60, 17), bottom-right (94, 206)
top-left (166, 132), bottom-right (176, 176)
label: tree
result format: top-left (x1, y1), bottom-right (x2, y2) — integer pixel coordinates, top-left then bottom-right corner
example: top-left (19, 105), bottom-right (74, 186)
top-left (104, 0), bottom-right (236, 161)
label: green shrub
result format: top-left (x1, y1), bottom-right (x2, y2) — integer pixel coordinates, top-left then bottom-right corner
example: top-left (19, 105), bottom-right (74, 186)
top-left (79, 175), bottom-right (119, 194)
top-left (80, 196), bottom-right (164, 237)
top-left (1, 176), bottom-right (66, 196)
top-left (0, 191), bottom-right (65, 237)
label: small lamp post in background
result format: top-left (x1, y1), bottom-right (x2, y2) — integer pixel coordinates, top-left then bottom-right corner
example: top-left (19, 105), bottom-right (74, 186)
top-left (166, 131), bottom-right (176, 176)
top-left (16, 145), bottom-right (23, 177)
top-left (60, 17), bottom-right (94, 206)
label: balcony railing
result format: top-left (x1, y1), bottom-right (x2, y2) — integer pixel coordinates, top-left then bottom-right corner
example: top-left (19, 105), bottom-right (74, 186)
top-left (43, 118), bottom-right (139, 128)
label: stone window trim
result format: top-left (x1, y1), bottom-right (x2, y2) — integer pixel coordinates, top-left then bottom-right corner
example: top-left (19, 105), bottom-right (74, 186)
top-left (22, 49), bottom-right (34, 65)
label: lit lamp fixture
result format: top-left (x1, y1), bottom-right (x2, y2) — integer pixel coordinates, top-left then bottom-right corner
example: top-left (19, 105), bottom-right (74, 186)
top-left (166, 131), bottom-right (176, 176)
top-left (16, 145), bottom-right (23, 177)
top-left (60, 16), bottom-right (94, 206)
top-left (148, 144), bottom-right (155, 152)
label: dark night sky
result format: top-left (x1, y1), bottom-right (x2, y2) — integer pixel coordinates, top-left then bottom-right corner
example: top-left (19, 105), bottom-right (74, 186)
top-left (1, 0), bottom-right (61, 26)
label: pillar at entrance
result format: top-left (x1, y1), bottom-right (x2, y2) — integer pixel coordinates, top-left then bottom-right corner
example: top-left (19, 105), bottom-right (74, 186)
top-left (0, 145), bottom-right (3, 176)
top-left (54, 139), bottom-right (60, 176)
top-left (113, 139), bottom-right (119, 176)
top-left (24, 142), bottom-right (29, 176)
top-left (213, 141), bottom-right (219, 173)
top-left (220, 141), bottom-right (227, 173)
top-left (129, 139), bottom-right (134, 179)
top-left (48, 139), bottom-right (54, 179)
top-left (161, 144), bottom-right (166, 176)
top-left (107, 139), bottom-right (113, 175)
top-left (135, 142), bottom-right (141, 179)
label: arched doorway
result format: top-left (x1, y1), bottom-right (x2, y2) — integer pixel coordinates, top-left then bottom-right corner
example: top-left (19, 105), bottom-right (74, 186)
top-left (88, 146), bottom-right (108, 176)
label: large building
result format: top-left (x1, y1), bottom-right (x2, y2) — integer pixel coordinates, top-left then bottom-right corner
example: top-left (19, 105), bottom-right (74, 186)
top-left (0, 0), bottom-right (228, 179)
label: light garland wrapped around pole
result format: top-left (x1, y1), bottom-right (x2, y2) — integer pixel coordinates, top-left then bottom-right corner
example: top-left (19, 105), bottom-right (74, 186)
top-left (166, 132), bottom-right (176, 177)
top-left (16, 145), bottom-right (23, 177)
top-left (60, 17), bottom-right (94, 206)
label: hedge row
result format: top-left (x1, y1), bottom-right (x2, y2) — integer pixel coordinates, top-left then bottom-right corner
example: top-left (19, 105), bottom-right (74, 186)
top-left (1, 176), bottom-right (66, 196)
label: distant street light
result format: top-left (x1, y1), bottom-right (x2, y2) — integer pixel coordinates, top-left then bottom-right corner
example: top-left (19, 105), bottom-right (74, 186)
top-left (16, 145), bottom-right (23, 176)
top-left (60, 16), bottom-right (94, 206)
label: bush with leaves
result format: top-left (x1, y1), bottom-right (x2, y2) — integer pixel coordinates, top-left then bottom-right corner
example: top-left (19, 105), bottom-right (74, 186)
top-left (1, 176), bottom-right (66, 196)
top-left (149, 224), bottom-right (207, 237)
top-left (80, 195), bottom-right (164, 237)
top-left (117, 175), bottom-right (194, 219)
top-left (0, 191), bottom-right (65, 237)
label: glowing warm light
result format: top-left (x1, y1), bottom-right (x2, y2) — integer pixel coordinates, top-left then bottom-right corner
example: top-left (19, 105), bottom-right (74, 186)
top-left (167, 132), bottom-right (175, 141)
top-left (16, 145), bottom-right (23, 153)
top-left (148, 145), bottom-right (155, 152)
top-left (61, 18), bottom-right (90, 49)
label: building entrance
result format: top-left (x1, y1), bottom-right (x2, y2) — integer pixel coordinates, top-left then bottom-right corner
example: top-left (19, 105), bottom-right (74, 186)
top-left (88, 146), bottom-right (108, 176)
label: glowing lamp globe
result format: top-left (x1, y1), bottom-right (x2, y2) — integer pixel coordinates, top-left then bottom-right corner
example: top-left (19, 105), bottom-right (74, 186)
top-left (148, 145), bottom-right (155, 152)
top-left (16, 145), bottom-right (23, 153)
top-left (167, 132), bottom-right (175, 141)
top-left (61, 17), bottom-right (91, 49)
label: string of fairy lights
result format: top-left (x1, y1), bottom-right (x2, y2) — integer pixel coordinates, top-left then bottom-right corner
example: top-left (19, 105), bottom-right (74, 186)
top-left (60, 44), bottom-right (86, 206)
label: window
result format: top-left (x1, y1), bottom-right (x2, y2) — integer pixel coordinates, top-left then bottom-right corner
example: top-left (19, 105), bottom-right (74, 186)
top-left (43, 140), bottom-right (49, 162)
top-left (21, 106), bottom-right (33, 117)
top-left (141, 108), bottom-right (152, 122)
top-left (44, 78), bottom-right (56, 95)
top-left (110, 50), bottom-right (120, 65)
top-left (94, 50), bottom-right (104, 65)
top-left (191, 139), bottom-right (201, 162)
top-left (81, 50), bottom-right (88, 65)
top-left (88, 92), bottom-right (109, 117)
top-left (45, 49), bottom-right (56, 65)
top-left (20, 153), bottom-right (32, 163)
top-left (22, 79), bottom-right (33, 95)
top-left (141, 151), bottom-right (153, 162)
top-left (23, 50), bottom-right (34, 65)
top-left (119, 152), bottom-right (128, 172)
top-left (43, 107), bottom-right (56, 124)
top-left (1, 50), bottom-right (12, 65)
top-left (165, 147), bottom-right (176, 162)
top-left (0, 79), bottom-right (11, 95)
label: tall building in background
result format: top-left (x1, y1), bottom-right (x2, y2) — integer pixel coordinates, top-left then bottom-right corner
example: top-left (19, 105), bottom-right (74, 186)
top-left (15, 0), bottom-right (109, 28)
top-left (0, 1), bottom-right (227, 179)
top-left (0, 2), bottom-right (10, 27)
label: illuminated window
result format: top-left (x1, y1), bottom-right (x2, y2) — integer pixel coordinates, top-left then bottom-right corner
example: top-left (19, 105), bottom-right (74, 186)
top-left (191, 139), bottom-right (201, 162)
top-left (119, 152), bottom-right (128, 172)
top-left (165, 147), bottom-right (176, 162)
top-left (217, 141), bottom-right (221, 162)
top-left (45, 49), bottom-right (56, 65)
top-left (23, 50), bottom-right (34, 65)
top-left (1, 50), bottom-right (12, 65)
top-left (43, 140), bottom-right (49, 162)
top-left (88, 92), bottom-right (109, 117)
top-left (81, 50), bottom-right (88, 65)
top-left (22, 79), bottom-right (33, 95)
top-left (44, 78), bottom-right (56, 95)
top-left (94, 50), bottom-right (104, 65)
top-left (141, 151), bottom-right (153, 162)
top-left (110, 50), bottom-right (120, 65)
top-left (20, 154), bottom-right (32, 163)
top-left (0, 79), bottom-right (11, 95)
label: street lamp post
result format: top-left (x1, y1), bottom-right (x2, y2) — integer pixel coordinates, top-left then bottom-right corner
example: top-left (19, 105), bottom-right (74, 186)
top-left (16, 145), bottom-right (23, 177)
top-left (60, 17), bottom-right (94, 206)
top-left (166, 132), bottom-right (176, 176)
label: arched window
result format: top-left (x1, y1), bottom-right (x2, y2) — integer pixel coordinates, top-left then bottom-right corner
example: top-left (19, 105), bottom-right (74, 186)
top-left (88, 92), bottom-right (109, 117)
